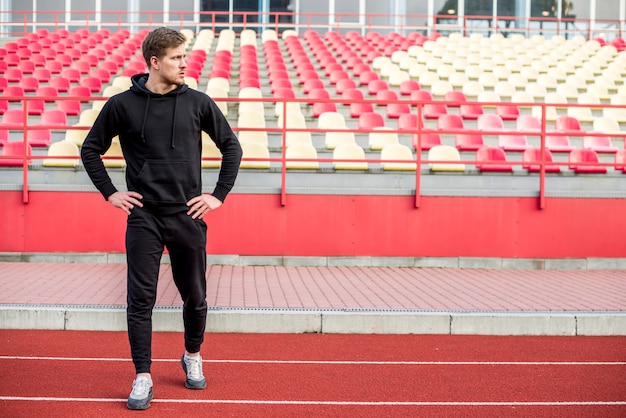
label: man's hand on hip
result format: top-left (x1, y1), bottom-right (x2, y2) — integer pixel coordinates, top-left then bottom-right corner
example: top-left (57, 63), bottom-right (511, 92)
top-left (186, 194), bottom-right (222, 219)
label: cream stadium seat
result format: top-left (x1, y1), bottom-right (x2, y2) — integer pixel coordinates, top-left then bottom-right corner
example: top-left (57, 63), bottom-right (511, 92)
top-left (380, 143), bottom-right (415, 171)
top-left (317, 112), bottom-right (347, 129)
top-left (368, 127), bottom-right (399, 150)
top-left (285, 143), bottom-right (319, 170)
top-left (240, 142), bottom-right (270, 169)
top-left (325, 131), bottom-right (356, 150)
top-left (333, 143), bottom-right (368, 170)
top-left (42, 140), bottom-right (80, 168)
top-left (102, 141), bottom-right (125, 168)
top-left (201, 137), bottom-right (222, 168)
top-left (428, 144), bottom-right (465, 172)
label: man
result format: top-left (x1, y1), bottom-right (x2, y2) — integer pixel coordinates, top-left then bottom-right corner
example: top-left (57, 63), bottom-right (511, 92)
top-left (81, 27), bottom-right (242, 410)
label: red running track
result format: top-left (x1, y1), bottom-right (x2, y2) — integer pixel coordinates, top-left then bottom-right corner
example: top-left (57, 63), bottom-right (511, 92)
top-left (0, 330), bottom-right (625, 417)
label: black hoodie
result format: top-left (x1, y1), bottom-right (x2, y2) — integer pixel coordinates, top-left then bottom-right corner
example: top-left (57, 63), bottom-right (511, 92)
top-left (81, 74), bottom-right (242, 213)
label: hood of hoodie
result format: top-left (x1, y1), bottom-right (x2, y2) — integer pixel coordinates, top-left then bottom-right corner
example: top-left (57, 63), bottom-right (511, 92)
top-left (130, 73), bottom-right (189, 149)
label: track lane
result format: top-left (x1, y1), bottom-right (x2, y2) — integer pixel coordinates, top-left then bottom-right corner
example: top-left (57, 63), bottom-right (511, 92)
top-left (1, 331), bottom-right (624, 417)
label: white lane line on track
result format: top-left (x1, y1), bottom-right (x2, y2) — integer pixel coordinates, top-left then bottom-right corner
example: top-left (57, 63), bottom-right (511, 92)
top-left (0, 356), bottom-right (624, 366)
top-left (0, 397), bottom-right (625, 406)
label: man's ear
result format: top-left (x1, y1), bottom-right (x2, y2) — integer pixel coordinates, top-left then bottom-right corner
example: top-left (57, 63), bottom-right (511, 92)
top-left (150, 56), bottom-right (159, 70)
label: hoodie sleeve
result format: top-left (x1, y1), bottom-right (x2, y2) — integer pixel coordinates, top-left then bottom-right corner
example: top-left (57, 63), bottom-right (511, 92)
top-left (80, 98), bottom-right (120, 200)
top-left (202, 97), bottom-right (242, 202)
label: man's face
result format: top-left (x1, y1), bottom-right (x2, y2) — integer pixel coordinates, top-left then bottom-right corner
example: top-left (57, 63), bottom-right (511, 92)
top-left (153, 43), bottom-right (187, 87)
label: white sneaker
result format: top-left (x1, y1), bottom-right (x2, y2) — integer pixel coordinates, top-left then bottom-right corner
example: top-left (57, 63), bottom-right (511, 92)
top-left (181, 353), bottom-right (207, 389)
top-left (126, 375), bottom-right (153, 410)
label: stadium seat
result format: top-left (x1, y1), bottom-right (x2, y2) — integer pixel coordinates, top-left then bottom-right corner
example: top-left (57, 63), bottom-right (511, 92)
top-left (333, 143), bottom-right (368, 170)
top-left (201, 135), bottom-right (222, 169)
top-left (437, 114), bottom-right (464, 133)
top-left (380, 143), bottom-right (415, 171)
top-left (367, 79), bottom-right (389, 95)
top-left (3, 86), bottom-right (25, 102)
top-left (42, 140), bottom-right (80, 167)
top-left (49, 76), bottom-right (71, 93)
top-left (318, 112), bottom-right (347, 129)
top-left (369, 127), bottom-right (399, 150)
top-left (456, 133), bottom-right (486, 151)
top-left (359, 70), bottom-right (379, 86)
top-left (554, 115), bottom-right (582, 133)
top-left (615, 149), bottom-right (626, 172)
top-left (477, 114), bottom-right (504, 132)
top-left (325, 131), bottom-right (356, 150)
top-left (358, 112), bottom-right (385, 130)
top-left (40, 109), bottom-right (67, 127)
top-left (476, 146), bottom-right (513, 172)
top-left (498, 134), bottom-right (530, 152)
top-left (546, 134), bottom-right (575, 153)
top-left (495, 103), bottom-right (520, 121)
top-left (0, 141), bottom-right (32, 166)
top-left (593, 116), bottom-right (621, 134)
top-left (335, 78), bottom-right (357, 95)
top-left (583, 134), bottom-right (618, 153)
top-left (428, 144), bottom-right (465, 172)
top-left (522, 147), bottom-right (561, 173)
top-left (412, 90), bottom-right (446, 119)
top-left (399, 80), bottom-right (420, 96)
top-left (240, 142), bottom-right (270, 169)
top-left (285, 143), bottom-right (319, 170)
top-left (516, 115), bottom-right (543, 132)
top-left (568, 148), bottom-right (607, 173)
top-left (102, 141), bottom-right (126, 168)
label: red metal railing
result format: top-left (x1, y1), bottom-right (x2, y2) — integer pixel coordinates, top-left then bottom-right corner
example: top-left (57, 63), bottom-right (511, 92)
top-left (3, 94), bottom-right (623, 209)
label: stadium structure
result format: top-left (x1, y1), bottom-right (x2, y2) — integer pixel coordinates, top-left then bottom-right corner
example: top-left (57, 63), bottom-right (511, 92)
top-left (0, 0), bottom-right (625, 269)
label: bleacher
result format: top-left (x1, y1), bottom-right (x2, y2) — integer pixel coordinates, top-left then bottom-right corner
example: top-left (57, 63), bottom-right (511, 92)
top-left (1, 26), bottom-right (625, 199)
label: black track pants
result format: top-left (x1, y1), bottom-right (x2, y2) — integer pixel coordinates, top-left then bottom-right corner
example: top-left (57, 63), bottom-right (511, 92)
top-left (125, 207), bottom-right (208, 374)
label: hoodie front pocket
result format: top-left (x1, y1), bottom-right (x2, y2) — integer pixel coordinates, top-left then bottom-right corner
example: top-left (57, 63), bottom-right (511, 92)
top-left (136, 160), bottom-right (196, 204)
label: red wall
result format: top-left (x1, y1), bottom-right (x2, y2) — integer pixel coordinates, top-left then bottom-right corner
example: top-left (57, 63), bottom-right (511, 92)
top-left (1, 191), bottom-right (625, 258)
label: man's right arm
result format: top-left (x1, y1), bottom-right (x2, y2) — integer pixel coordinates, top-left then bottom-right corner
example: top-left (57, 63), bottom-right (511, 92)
top-left (80, 99), bottom-right (120, 201)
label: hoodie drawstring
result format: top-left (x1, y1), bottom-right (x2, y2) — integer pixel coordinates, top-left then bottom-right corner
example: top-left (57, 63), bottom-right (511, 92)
top-left (170, 93), bottom-right (179, 149)
top-left (140, 95), bottom-right (151, 143)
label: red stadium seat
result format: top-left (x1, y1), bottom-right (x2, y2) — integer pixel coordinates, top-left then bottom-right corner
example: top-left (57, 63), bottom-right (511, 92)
top-left (583, 134), bottom-right (618, 153)
top-left (498, 134), bottom-right (530, 151)
top-left (546, 134), bottom-right (575, 153)
top-left (437, 114), bottom-right (464, 132)
top-left (456, 132), bottom-right (485, 151)
top-left (80, 76), bottom-right (103, 93)
top-left (477, 114), bottom-right (504, 132)
top-left (412, 90), bottom-right (447, 119)
top-left (49, 76), bottom-right (71, 93)
top-left (19, 76), bottom-right (39, 93)
top-left (36, 86), bottom-right (59, 103)
top-left (496, 103), bottom-right (520, 121)
top-left (39, 109), bottom-right (68, 127)
top-left (569, 148), bottom-right (607, 173)
top-left (0, 141), bottom-right (32, 167)
top-left (303, 78), bottom-right (325, 95)
top-left (554, 115), bottom-right (582, 133)
top-left (522, 147), bottom-right (561, 173)
top-left (367, 79), bottom-right (388, 95)
top-left (476, 146), bottom-right (513, 172)
top-left (358, 112), bottom-right (385, 130)
top-left (516, 115), bottom-right (542, 132)
top-left (33, 67), bottom-right (52, 82)
top-left (399, 80), bottom-right (420, 96)
top-left (3, 86), bottom-right (25, 102)
top-left (5, 68), bottom-right (23, 82)
top-left (615, 149), bottom-right (626, 172)
top-left (335, 78), bottom-right (356, 95)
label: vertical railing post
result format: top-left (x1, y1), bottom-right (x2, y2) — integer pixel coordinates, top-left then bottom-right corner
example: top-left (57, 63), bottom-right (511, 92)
top-left (414, 104), bottom-right (423, 208)
top-left (539, 103), bottom-right (547, 209)
top-left (280, 98), bottom-right (287, 206)
top-left (22, 98), bottom-right (29, 204)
